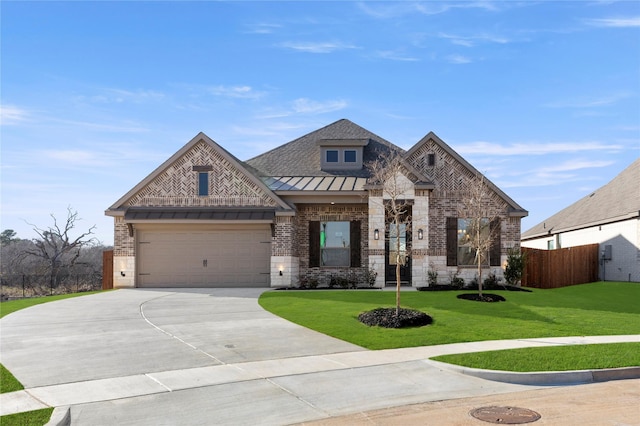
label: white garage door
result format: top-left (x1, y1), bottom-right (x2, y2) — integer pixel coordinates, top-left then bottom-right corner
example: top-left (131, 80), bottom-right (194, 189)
top-left (136, 224), bottom-right (271, 287)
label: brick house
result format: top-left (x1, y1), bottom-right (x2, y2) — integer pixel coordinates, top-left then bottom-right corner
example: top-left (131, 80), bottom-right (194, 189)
top-left (106, 119), bottom-right (527, 288)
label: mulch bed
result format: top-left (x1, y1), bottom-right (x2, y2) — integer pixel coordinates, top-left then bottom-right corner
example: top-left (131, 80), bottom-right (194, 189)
top-left (457, 293), bottom-right (506, 302)
top-left (358, 307), bottom-right (433, 328)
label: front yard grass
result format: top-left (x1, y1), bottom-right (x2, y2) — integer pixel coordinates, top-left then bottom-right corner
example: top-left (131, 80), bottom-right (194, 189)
top-left (259, 282), bottom-right (640, 370)
top-left (433, 342), bottom-right (640, 371)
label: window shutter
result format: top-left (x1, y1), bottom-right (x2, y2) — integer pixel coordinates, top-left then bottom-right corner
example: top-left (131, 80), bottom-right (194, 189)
top-left (309, 221), bottom-right (320, 267)
top-left (446, 217), bottom-right (458, 266)
top-left (490, 218), bottom-right (501, 266)
top-left (350, 220), bottom-right (361, 267)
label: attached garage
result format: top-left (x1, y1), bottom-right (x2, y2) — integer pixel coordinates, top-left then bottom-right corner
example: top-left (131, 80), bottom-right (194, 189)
top-left (135, 224), bottom-right (272, 287)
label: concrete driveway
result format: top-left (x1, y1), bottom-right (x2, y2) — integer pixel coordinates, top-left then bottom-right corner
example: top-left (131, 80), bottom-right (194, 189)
top-left (1, 289), bottom-right (638, 425)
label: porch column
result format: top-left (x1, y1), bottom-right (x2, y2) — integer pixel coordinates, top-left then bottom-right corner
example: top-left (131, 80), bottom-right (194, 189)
top-left (412, 190), bottom-right (430, 287)
top-left (368, 190), bottom-right (385, 288)
top-left (271, 213), bottom-right (299, 287)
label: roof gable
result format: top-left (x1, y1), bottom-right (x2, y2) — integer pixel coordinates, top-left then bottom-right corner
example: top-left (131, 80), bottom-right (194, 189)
top-left (405, 132), bottom-right (527, 216)
top-left (245, 119), bottom-right (400, 178)
top-left (108, 133), bottom-right (291, 212)
top-left (522, 158), bottom-right (640, 239)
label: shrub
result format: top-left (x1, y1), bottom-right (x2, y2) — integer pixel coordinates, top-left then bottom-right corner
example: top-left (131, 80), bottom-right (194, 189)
top-left (427, 267), bottom-right (438, 287)
top-left (504, 247), bottom-right (526, 286)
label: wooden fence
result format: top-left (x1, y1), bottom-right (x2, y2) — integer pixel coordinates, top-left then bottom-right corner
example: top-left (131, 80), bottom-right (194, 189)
top-left (522, 244), bottom-right (599, 289)
top-left (102, 250), bottom-right (114, 290)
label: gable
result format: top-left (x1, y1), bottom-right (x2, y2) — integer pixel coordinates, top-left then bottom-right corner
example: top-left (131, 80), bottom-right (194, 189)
top-left (405, 132), bottom-right (527, 216)
top-left (109, 133), bottom-right (290, 211)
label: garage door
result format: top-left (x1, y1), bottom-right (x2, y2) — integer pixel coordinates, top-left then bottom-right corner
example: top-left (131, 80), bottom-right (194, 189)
top-left (136, 224), bottom-right (271, 287)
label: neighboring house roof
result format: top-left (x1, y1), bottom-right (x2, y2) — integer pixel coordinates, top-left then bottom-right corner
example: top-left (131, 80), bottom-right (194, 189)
top-left (522, 158), bottom-right (640, 240)
top-left (245, 119), bottom-right (400, 178)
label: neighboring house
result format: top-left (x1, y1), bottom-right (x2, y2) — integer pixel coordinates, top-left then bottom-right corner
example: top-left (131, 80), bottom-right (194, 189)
top-left (106, 119), bottom-right (527, 288)
top-left (521, 158), bottom-right (640, 282)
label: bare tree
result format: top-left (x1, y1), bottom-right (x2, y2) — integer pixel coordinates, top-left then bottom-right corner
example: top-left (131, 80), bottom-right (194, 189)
top-left (24, 207), bottom-right (98, 289)
top-left (367, 149), bottom-right (413, 315)
top-left (458, 173), bottom-right (499, 298)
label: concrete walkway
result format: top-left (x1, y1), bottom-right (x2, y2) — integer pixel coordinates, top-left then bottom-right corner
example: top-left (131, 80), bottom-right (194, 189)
top-left (1, 289), bottom-right (638, 425)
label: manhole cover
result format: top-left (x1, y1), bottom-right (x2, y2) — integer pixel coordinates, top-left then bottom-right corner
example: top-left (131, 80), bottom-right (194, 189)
top-left (470, 406), bottom-right (541, 424)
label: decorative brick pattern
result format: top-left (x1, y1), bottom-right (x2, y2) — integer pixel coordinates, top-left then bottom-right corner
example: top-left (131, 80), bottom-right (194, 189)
top-left (126, 140), bottom-right (278, 208)
top-left (405, 138), bottom-right (515, 257)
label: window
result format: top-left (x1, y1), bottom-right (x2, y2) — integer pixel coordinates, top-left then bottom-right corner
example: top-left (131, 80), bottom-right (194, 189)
top-left (388, 223), bottom-right (407, 265)
top-left (326, 150), bottom-right (339, 163)
top-left (309, 220), bottom-right (361, 268)
top-left (344, 150), bottom-right (357, 163)
top-left (457, 218), bottom-right (490, 266)
top-left (447, 217), bottom-right (501, 267)
top-left (428, 153), bottom-right (435, 166)
top-left (320, 221), bottom-right (350, 266)
top-left (547, 240), bottom-right (555, 250)
top-left (198, 172), bottom-right (209, 196)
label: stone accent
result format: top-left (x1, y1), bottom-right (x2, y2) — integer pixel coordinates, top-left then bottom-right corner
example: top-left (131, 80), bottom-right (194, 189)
top-left (126, 140), bottom-right (278, 208)
top-left (113, 256), bottom-right (135, 288)
top-left (270, 255), bottom-right (299, 287)
top-left (297, 204), bottom-right (369, 286)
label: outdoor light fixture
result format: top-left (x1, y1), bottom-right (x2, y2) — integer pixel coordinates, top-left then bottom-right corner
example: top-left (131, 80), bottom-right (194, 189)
top-left (279, 266), bottom-right (284, 276)
top-left (374, 229), bottom-right (379, 240)
top-left (120, 271), bottom-right (126, 277)
top-left (418, 229), bottom-right (424, 240)
top-left (279, 270), bottom-right (283, 276)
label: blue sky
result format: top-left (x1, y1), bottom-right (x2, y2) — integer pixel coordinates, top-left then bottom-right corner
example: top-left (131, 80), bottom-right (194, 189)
top-left (2, 1), bottom-right (639, 245)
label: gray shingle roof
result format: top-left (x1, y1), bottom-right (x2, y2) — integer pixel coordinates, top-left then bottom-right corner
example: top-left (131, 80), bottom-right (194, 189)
top-left (522, 158), bottom-right (640, 239)
top-left (244, 119), bottom-right (400, 178)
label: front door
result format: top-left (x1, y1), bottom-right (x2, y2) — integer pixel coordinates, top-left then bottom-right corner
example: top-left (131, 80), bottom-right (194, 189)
top-left (385, 222), bottom-right (412, 286)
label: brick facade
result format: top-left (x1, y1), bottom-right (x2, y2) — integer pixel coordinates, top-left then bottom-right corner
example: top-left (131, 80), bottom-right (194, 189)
top-left (296, 204), bottom-right (370, 286)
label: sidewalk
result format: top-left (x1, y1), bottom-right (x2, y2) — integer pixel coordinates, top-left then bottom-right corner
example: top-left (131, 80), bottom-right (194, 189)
top-left (2, 335), bottom-right (638, 423)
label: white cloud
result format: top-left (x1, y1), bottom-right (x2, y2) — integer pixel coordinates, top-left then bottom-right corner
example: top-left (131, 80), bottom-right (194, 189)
top-left (358, 1), bottom-right (499, 19)
top-left (457, 141), bottom-right (624, 156)
top-left (585, 17), bottom-right (640, 27)
top-left (438, 32), bottom-right (510, 47)
top-left (291, 98), bottom-right (348, 114)
top-left (446, 54), bottom-right (472, 64)
top-left (77, 88), bottom-right (165, 104)
top-left (207, 85), bottom-right (266, 99)
top-left (544, 92), bottom-right (632, 108)
top-left (279, 41), bottom-right (358, 53)
top-left (375, 50), bottom-right (420, 62)
top-left (536, 159), bottom-right (614, 173)
top-left (245, 23), bottom-right (282, 34)
top-left (0, 105), bottom-right (30, 125)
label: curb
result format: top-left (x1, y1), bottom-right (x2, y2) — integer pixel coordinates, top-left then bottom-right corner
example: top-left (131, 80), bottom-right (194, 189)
top-left (44, 406), bottom-right (70, 426)
top-left (426, 360), bottom-right (640, 386)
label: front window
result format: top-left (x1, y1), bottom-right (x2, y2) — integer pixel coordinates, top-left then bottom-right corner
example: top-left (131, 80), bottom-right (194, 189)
top-left (320, 221), bottom-right (350, 266)
top-left (389, 223), bottom-right (407, 265)
top-left (198, 172), bottom-right (209, 196)
top-left (457, 218), bottom-right (489, 266)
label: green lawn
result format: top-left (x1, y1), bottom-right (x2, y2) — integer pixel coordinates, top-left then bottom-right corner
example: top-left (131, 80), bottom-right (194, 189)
top-left (433, 342), bottom-right (640, 371)
top-left (259, 282), bottom-right (640, 350)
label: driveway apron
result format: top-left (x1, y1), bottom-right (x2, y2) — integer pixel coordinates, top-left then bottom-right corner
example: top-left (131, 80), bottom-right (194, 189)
top-left (0, 288), bottom-right (362, 389)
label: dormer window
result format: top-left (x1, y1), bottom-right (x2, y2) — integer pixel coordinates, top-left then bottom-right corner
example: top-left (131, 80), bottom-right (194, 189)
top-left (317, 138), bottom-right (369, 171)
top-left (344, 150), bottom-right (357, 163)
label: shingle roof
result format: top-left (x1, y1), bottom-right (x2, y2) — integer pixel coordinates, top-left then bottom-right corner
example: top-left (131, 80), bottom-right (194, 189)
top-left (522, 158), bottom-right (640, 239)
top-left (244, 119), bottom-right (400, 178)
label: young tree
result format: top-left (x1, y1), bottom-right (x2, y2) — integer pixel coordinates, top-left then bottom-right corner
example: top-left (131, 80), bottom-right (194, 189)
top-left (24, 207), bottom-right (98, 289)
top-left (1, 229), bottom-right (18, 246)
top-left (367, 149), bottom-right (413, 315)
top-left (458, 173), bottom-right (499, 299)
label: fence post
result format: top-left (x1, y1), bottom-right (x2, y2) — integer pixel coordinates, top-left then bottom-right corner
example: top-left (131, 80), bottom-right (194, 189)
top-left (22, 274), bottom-right (25, 298)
